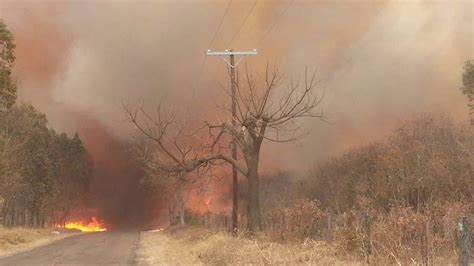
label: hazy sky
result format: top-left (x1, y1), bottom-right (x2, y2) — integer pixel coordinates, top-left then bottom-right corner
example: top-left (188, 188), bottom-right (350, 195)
top-left (1, 0), bottom-right (473, 173)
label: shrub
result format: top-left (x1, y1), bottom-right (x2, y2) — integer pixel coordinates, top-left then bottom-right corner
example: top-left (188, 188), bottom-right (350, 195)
top-left (263, 199), bottom-right (326, 242)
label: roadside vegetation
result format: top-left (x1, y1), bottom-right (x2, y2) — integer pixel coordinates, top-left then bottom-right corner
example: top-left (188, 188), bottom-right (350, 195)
top-left (137, 226), bottom-right (346, 265)
top-left (260, 115), bottom-right (472, 264)
top-left (136, 60), bottom-right (474, 264)
top-left (138, 114), bottom-right (472, 264)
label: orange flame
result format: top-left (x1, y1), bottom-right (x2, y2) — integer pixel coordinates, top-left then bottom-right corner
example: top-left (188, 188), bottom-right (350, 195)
top-left (56, 217), bottom-right (107, 232)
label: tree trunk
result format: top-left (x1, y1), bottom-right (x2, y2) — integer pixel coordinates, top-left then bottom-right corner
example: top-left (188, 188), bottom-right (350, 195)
top-left (247, 155), bottom-right (261, 232)
top-left (470, 123), bottom-right (474, 169)
top-left (179, 205), bottom-right (185, 226)
top-left (2, 199), bottom-right (8, 226)
top-left (168, 206), bottom-right (174, 226)
top-left (175, 187), bottom-right (186, 226)
top-left (10, 202), bottom-right (15, 226)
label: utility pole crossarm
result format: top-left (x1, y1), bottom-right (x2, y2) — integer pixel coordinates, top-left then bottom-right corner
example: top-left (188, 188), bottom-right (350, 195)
top-left (207, 50), bottom-right (257, 56)
top-left (207, 49), bottom-right (258, 68)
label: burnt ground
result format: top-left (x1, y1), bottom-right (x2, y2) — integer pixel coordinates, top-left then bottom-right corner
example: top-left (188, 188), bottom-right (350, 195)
top-left (0, 231), bottom-right (140, 265)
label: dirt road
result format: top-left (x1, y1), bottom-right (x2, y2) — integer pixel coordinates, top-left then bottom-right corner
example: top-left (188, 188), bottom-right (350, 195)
top-left (0, 231), bottom-right (140, 266)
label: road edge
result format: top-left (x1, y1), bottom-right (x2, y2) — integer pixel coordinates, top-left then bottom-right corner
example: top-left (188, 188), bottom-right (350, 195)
top-left (0, 232), bottom-right (82, 259)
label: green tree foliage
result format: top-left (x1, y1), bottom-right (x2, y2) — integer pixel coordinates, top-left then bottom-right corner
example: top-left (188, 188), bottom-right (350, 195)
top-left (0, 104), bottom-right (92, 227)
top-left (461, 60), bottom-right (474, 125)
top-left (0, 20), bottom-right (17, 112)
top-left (48, 132), bottom-right (92, 225)
top-left (461, 60), bottom-right (474, 100)
top-left (0, 103), bottom-right (52, 226)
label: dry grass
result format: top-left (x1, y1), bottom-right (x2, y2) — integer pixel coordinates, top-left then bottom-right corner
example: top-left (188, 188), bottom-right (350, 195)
top-left (0, 226), bottom-right (73, 257)
top-left (136, 226), bottom-right (360, 265)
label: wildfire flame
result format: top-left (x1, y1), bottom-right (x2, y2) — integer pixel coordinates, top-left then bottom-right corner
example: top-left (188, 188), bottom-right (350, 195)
top-left (56, 217), bottom-right (107, 232)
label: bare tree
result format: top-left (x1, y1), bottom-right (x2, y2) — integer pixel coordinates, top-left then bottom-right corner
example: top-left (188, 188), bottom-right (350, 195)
top-left (124, 65), bottom-right (325, 232)
top-left (132, 136), bottom-right (218, 226)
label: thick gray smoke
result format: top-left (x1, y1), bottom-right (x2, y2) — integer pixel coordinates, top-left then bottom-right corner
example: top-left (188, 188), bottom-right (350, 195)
top-left (52, 1), bottom-right (474, 170)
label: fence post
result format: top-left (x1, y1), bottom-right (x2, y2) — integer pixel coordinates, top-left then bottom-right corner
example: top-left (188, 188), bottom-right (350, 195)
top-left (361, 212), bottom-right (372, 264)
top-left (422, 220), bottom-right (430, 266)
top-left (457, 217), bottom-right (471, 266)
top-left (326, 213), bottom-right (333, 241)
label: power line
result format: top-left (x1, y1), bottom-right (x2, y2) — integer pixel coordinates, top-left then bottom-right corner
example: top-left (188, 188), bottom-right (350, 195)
top-left (209, 0), bottom-right (233, 49)
top-left (256, 0), bottom-right (294, 48)
top-left (227, 0), bottom-right (259, 48)
top-left (199, 0), bottom-right (234, 72)
top-left (191, 0), bottom-right (233, 99)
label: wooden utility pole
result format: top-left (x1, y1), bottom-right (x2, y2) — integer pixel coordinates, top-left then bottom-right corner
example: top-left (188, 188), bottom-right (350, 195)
top-left (207, 49), bottom-right (257, 235)
top-left (360, 212), bottom-right (372, 264)
top-left (229, 51), bottom-right (238, 236)
top-left (457, 217), bottom-right (471, 266)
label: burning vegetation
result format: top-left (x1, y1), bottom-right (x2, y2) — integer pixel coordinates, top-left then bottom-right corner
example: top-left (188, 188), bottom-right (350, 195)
top-left (55, 217), bottom-right (107, 232)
